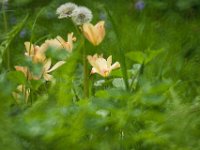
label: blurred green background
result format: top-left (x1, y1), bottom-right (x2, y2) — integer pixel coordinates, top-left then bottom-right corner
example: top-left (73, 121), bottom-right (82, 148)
top-left (0, 0), bottom-right (200, 149)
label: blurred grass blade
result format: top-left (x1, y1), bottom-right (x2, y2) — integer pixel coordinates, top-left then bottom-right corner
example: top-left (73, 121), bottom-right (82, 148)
top-left (0, 14), bottom-right (29, 70)
top-left (104, 7), bottom-right (129, 91)
top-left (30, 8), bottom-right (45, 45)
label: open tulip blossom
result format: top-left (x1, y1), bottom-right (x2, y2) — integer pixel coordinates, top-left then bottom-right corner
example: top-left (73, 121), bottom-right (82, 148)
top-left (1, 1), bottom-right (198, 149)
top-left (87, 54), bottom-right (120, 77)
top-left (14, 65), bottom-right (40, 80)
top-left (40, 33), bottom-right (76, 53)
top-left (82, 21), bottom-right (105, 46)
top-left (42, 59), bottom-right (65, 81)
top-left (24, 42), bottom-right (46, 63)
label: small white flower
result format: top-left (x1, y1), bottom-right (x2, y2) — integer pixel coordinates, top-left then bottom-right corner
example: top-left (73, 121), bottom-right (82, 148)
top-left (56, 2), bottom-right (78, 19)
top-left (71, 6), bottom-right (93, 25)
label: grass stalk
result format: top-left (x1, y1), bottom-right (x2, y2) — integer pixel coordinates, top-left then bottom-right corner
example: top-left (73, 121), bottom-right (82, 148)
top-left (71, 22), bottom-right (89, 98)
top-left (105, 7), bottom-right (130, 91)
top-left (29, 8), bottom-right (45, 54)
top-left (2, 1), bottom-right (10, 70)
top-left (83, 41), bottom-right (89, 98)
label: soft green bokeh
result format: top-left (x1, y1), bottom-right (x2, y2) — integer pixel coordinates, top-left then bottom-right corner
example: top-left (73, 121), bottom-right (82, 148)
top-left (0, 0), bottom-right (200, 149)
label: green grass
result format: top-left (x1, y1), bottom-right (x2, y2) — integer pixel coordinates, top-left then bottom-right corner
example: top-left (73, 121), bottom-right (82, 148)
top-left (0, 0), bottom-right (200, 149)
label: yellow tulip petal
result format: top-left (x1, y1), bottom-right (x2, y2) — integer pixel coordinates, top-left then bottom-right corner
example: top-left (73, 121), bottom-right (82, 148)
top-left (107, 56), bottom-right (112, 68)
top-left (44, 73), bottom-right (53, 81)
top-left (87, 54), bottom-right (120, 77)
top-left (15, 66), bottom-right (28, 77)
top-left (47, 61), bottom-right (65, 73)
top-left (111, 62), bottom-right (120, 70)
top-left (43, 59), bottom-right (52, 71)
top-left (96, 21), bottom-right (105, 45)
top-left (83, 23), bottom-right (98, 45)
top-left (24, 42), bottom-right (34, 54)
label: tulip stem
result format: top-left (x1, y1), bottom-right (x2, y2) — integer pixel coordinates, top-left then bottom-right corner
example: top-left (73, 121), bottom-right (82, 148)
top-left (83, 42), bottom-right (89, 98)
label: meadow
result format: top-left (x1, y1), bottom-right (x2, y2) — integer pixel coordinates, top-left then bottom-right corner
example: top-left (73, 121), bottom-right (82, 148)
top-left (0, 0), bottom-right (200, 149)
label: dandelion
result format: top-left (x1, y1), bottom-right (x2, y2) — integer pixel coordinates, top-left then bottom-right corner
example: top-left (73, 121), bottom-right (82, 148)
top-left (56, 2), bottom-right (78, 19)
top-left (82, 21), bottom-right (105, 46)
top-left (42, 59), bottom-right (65, 81)
top-left (72, 6), bottom-right (93, 25)
top-left (87, 54), bottom-right (120, 77)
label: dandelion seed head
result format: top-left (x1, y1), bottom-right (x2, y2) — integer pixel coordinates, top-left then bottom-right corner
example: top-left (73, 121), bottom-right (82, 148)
top-left (72, 6), bottom-right (93, 25)
top-left (56, 2), bottom-right (78, 19)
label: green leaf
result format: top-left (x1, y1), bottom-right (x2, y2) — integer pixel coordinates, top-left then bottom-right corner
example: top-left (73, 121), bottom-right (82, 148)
top-left (126, 51), bottom-right (145, 64)
top-left (7, 71), bottom-right (26, 85)
top-left (45, 47), bottom-right (69, 61)
top-left (29, 79), bottom-right (43, 91)
top-left (145, 49), bottom-right (163, 64)
top-left (0, 15), bottom-right (29, 69)
top-left (112, 78), bottom-right (132, 90)
top-left (126, 49), bottom-right (163, 64)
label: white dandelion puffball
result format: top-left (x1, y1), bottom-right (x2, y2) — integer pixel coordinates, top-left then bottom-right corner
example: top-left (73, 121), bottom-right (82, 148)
top-left (71, 6), bottom-right (93, 25)
top-left (56, 2), bottom-right (78, 19)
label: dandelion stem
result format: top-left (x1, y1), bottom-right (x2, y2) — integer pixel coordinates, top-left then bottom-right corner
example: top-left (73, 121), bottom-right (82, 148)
top-left (71, 21), bottom-right (89, 98)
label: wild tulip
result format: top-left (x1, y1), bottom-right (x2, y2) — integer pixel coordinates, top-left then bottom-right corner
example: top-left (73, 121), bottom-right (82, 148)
top-left (12, 85), bottom-right (30, 103)
top-left (42, 59), bottom-right (65, 81)
top-left (41, 33), bottom-right (76, 52)
top-left (24, 42), bottom-right (46, 63)
top-left (15, 66), bottom-right (41, 80)
top-left (82, 21), bottom-right (105, 46)
top-left (87, 54), bottom-right (120, 77)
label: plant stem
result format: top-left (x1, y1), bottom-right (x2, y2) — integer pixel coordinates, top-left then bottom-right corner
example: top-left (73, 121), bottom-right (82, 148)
top-left (71, 21), bottom-right (89, 98)
top-left (83, 42), bottom-right (89, 98)
top-left (2, 2), bottom-right (8, 33)
top-left (105, 7), bottom-right (130, 91)
top-left (72, 22), bottom-right (89, 98)
top-left (2, 1), bottom-right (10, 70)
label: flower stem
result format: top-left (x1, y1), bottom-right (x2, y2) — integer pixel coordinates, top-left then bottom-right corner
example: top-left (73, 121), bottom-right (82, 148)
top-left (83, 42), bottom-right (89, 98)
top-left (71, 21), bottom-right (89, 98)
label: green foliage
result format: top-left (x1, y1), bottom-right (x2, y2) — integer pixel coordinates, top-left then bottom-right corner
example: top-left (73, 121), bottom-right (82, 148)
top-left (0, 15), bottom-right (28, 70)
top-left (0, 0), bottom-right (200, 149)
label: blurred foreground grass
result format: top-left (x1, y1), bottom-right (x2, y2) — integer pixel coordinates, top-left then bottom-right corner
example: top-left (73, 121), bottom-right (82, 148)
top-left (0, 0), bottom-right (200, 149)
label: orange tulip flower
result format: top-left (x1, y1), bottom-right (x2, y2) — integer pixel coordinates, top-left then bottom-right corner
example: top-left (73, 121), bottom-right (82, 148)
top-left (82, 21), bottom-right (105, 46)
top-left (41, 33), bottom-right (76, 53)
top-left (42, 59), bottom-right (65, 81)
top-left (24, 42), bottom-right (46, 63)
top-left (87, 54), bottom-right (120, 77)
